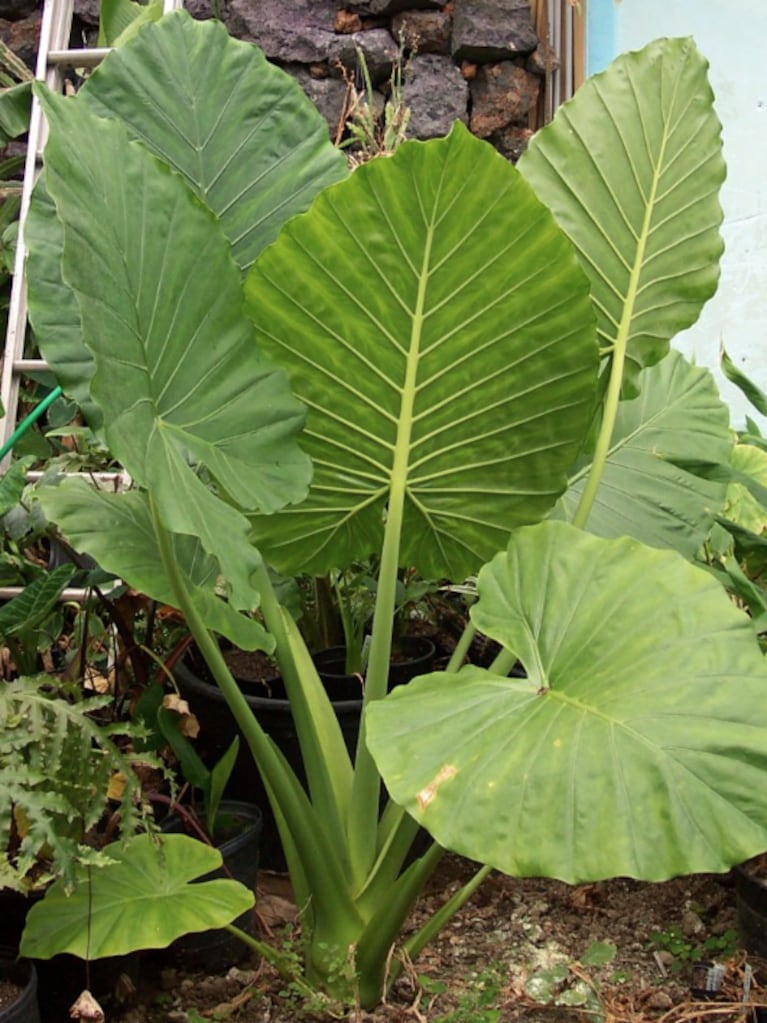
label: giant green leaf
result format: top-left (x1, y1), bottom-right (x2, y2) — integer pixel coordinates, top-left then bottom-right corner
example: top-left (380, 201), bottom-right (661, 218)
top-left (519, 38), bottom-right (725, 392)
top-left (557, 351), bottom-right (732, 556)
top-left (81, 11), bottom-right (348, 272)
top-left (38, 480), bottom-right (271, 651)
top-left (21, 834), bottom-right (254, 959)
top-left (25, 179), bottom-right (100, 426)
top-left (27, 11), bottom-right (346, 424)
top-left (245, 123), bottom-right (599, 579)
top-left (35, 87), bottom-right (311, 607)
top-left (366, 521), bottom-right (767, 882)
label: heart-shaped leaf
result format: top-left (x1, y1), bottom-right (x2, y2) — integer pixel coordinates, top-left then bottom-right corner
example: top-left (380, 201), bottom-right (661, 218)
top-left (21, 834), bottom-right (254, 959)
top-left (519, 37), bottom-right (725, 392)
top-left (38, 480), bottom-right (271, 650)
top-left (35, 87), bottom-right (311, 606)
top-left (27, 12), bottom-right (346, 422)
top-left (245, 123), bottom-right (598, 578)
top-left (366, 520), bottom-right (767, 882)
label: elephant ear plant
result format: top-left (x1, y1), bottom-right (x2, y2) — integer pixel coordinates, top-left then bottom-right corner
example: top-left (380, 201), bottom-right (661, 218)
top-left (24, 16), bottom-right (767, 1009)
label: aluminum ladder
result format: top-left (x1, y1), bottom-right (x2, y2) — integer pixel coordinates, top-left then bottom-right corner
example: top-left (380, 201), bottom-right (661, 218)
top-left (0, 0), bottom-right (181, 599)
top-left (0, 0), bottom-right (182, 475)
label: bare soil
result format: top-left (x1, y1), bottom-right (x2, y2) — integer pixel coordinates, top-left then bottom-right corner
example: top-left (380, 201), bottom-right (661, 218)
top-left (0, 975), bottom-right (25, 1011)
top-left (102, 855), bottom-right (767, 1023)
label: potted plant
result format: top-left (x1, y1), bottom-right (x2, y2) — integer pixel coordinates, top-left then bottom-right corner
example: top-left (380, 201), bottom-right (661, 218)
top-left (154, 699), bottom-right (265, 967)
top-left (0, 949), bottom-right (39, 1023)
top-left (0, 670), bottom-right (157, 1018)
top-left (0, 578), bottom-right (256, 1017)
top-left (25, 13), bottom-right (767, 1010)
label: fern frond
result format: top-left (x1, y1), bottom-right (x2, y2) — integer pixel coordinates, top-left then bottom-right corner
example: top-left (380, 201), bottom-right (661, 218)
top-left (0, 675), bottom-right (163, 889)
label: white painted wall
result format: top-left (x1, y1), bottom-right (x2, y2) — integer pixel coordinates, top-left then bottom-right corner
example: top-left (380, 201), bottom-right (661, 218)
top-left (598, 1), bottom-right (767, 426)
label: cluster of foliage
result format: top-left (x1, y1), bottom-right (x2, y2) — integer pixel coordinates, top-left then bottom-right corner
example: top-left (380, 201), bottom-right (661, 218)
top-left (0, 674), bottom-right (152, 891)
top-left (6, 10), bottom-right (767, 1014)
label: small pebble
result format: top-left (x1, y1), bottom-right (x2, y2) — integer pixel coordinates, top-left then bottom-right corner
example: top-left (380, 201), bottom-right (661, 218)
top-left (159, 969), bottom-right (177, 991)
top-left (681, 910), bottom-right (704, 937)
top-left (645, 990), bottom-right (674, 1010)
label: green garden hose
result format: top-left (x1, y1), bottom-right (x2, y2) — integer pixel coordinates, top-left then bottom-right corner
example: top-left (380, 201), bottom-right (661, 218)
top-left (0, 384), bottom-right (63, 463)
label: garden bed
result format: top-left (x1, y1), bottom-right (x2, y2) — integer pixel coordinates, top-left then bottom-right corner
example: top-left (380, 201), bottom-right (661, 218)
top-left (115, 855), bottom-right (761, 1023)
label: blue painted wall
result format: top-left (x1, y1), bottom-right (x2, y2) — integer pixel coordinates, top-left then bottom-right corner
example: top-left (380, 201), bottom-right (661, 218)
top-left (585, 0), bottom-right (767, 426)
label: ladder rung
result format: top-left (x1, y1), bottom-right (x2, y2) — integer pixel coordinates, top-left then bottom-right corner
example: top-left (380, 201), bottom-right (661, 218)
top-left (47, 47), bottom-right (112, 67)
top-left (13, 359), bottom-right (50, 373)
top-left (0, 584), bottom-right (121, 601)
top-left (26, 471), bottom-right (130, 489)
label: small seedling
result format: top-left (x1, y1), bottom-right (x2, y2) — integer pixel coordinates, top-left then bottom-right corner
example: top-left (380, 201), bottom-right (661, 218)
top-left (649, 926), bottom-right (739, 972)
top-left (432, 964), bottom-right (505, 1023)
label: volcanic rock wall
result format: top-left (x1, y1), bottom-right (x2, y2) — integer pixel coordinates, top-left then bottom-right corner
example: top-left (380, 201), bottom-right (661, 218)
top-left (1, 0), bottom-right (548, 160)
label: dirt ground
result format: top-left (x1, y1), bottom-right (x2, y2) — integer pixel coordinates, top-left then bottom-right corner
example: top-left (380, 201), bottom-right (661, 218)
top-left (96, 854), bottom-right (767, 1023)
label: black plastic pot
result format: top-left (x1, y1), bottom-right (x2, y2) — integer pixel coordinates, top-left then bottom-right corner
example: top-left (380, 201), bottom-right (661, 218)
top-left (175, 636), bottom-right (435, 870)
top-left (161, 800), bottom-right (262, 971)
top-left (0, 889), bottom-right (137, 1023)
top-left (314, 635), bottom-right (436, 691)
top-left (736, 863), bottom-right (767, 959)
top-left (0, 949), bottom-right (40, 1023)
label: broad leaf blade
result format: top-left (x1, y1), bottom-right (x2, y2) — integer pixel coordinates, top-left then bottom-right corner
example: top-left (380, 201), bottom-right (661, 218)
top-left (558, 352), bottom-right (732, 556)
top-left (38, 480), bottom-right (271, 650)
top-left (519, 37), bottom-right (725, 391)
top-left (0, 81), bottom-right (31, 144)
top-left (21, 834), bottom-right (254, 959)
top-left (83, 10), bottom-right (348, 272)
top-left (28, 11), bottom-right (344, 434)
top-left (97, 0), bottom-right (163, 47)
top-left (35, 87), bottom-right (311, 606)
top-left (366, 521), bottom-right (767, 882)
top-left (25, 178), bottom-right (101, 426)
top-left (0, 456), bottom-right (33, 514)
top-left (0, 564), bottom-right (73, 638)
top-left (246, 123), bottom-right (598, 579)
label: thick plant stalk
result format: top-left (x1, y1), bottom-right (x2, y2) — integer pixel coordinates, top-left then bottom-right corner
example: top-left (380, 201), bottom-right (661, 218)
top-left (251, 559), bottom-right (352, 847)
top-left (149, 496), bottom-right (363, 939)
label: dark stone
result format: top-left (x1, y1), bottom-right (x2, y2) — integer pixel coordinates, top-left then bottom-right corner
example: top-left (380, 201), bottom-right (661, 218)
top-left (331, 28), bottom-right (398, 85)
top-left (0, 0), bottom-right (36, 22)
top-left (391, 9), bottom-right (451, 55)
top-left (73, 0), bottom-right (100, 27)
top-left (489, 123), bottom-right (534, 162)
top-left (0, 11), bottom-right (39, 71)
top-left (184, 0), bottom-right (230, 19)
top-left (404, 53), bottom-right (468, 140)
top-left (526, 41), bottom-right (559, 76)
top-left (225, 0), bottom-right (337, 63)
top-left (452, 0), bottom-right (538, 63)
top-left (469, 60), bottom-right (539, 137)
top-left (288, 64), bottom-right (349, 139)
top-left (345, 0), bottom-right (447, 15)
